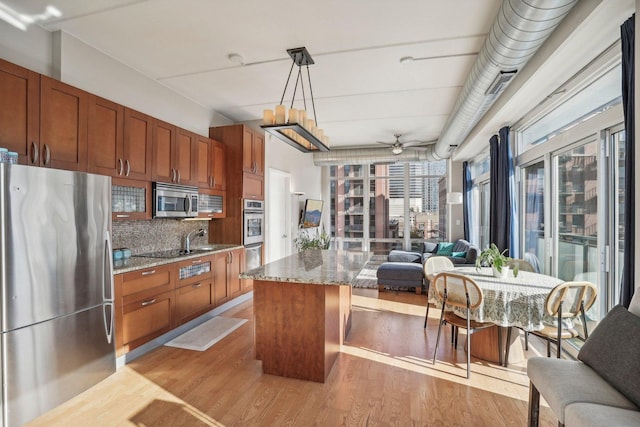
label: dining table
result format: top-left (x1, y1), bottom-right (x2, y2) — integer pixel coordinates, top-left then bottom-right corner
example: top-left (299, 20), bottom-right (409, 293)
top-left (427, 266), bottom-right (564, 364)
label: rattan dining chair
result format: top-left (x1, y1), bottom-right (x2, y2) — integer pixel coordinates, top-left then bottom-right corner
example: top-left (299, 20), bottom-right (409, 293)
top-left (431, 272), bottom-right (496, 379)
top-left (506, 280), bottom-right (597, 363)
top-left (423, 256), bottom-right (455, 328)
top-left (508, 258), bottom-right (535, 273)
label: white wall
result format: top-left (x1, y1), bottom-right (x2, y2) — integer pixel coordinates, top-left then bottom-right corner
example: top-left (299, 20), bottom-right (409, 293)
top-left (0, 20), bottom-right (52, 75)
top-left (0, 24), bottom-right (232, 135)
top-left (52, 32), bottom-right (231, 135)
top-left (262, 131), bottom-right (323, 259)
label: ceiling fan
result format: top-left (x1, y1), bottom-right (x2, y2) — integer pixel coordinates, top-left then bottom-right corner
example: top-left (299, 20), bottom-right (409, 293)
top-left (376, 133), bottom-right (433, 155)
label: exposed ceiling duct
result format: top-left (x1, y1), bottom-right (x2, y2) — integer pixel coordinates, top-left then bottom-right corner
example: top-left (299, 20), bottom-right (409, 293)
top-left (313, 0), bottom-right (577, 167)
top-left (312, 147), bottom-right (436, 166)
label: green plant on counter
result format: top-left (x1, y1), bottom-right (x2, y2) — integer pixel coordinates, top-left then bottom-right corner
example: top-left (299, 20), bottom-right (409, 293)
top-left (294, 226), bottom-right (331, 251)
top-left (476, 243), bottom-right (519, 277)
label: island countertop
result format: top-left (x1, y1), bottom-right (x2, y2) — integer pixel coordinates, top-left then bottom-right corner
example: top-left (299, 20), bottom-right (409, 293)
top-left (240, 249), bottom-right (370, 286)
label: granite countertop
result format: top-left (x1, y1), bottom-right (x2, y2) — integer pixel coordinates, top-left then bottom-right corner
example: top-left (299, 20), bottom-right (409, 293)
top-left (113, 244), bottom-right (244, 274)
top-left (240, 249), bottom-right (370, 286)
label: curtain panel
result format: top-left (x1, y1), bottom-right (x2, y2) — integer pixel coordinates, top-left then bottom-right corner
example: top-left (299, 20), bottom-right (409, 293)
top-left (620, 14), bottom-right (635, 307)
top-left (463, 161), bottom-right (472, 242)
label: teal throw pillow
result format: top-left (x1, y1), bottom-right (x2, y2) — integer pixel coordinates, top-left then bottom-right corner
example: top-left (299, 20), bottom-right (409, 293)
top-left (436, 242), bottom-right (454, 256)
top-left (451, 251), bottom-right (467, 258)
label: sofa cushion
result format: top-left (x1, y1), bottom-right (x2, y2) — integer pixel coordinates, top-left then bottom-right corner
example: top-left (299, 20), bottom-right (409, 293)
top-left (388, 250), bottom-right (423, 263)
top-left (436, 242), bottom-right (454, 256)
top-left (423, 241), bottom-right (438, 254)
top-left (565, 403), bottom-right (640, 427)
top-left (527, 358), bottom-right (637, 423)
top-left (628, 290), bottom-right (640, 317)
top-left (578, 305), bottom-right (640, 408)
top-left (451, 251), bottom-right (467, 258)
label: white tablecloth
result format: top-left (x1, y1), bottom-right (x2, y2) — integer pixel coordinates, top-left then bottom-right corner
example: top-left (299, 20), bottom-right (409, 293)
top-left (428, 267), bottom-right (563, 330)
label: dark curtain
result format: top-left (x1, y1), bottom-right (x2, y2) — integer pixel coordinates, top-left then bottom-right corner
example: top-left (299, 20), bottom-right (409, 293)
top-left (489, 130), bottom-right (511, 253)
top-left (621, 14), bottom-right (635, 307)
top-left (463, 161), bottom-right (472, 241)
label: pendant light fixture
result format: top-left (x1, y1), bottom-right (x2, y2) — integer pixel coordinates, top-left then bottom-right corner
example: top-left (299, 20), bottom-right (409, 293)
top-left (261, 47), bottom-right (330, 153)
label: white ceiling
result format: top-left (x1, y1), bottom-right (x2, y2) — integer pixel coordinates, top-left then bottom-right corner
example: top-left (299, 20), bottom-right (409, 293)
top-left (5, 0), bottom-right (632, 161)
top-left (3, 0), bottom-right (502, 151)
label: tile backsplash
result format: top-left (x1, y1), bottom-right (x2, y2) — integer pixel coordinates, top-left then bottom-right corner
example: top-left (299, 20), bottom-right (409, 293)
top-left (112, 219), bottom-right (210, 254)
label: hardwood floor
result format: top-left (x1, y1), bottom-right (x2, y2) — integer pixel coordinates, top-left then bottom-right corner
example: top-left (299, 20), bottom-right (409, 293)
top-left (27, 291), bottom-right (558, 426)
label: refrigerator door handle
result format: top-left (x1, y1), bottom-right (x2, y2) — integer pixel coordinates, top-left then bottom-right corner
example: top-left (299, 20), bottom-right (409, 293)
top-left (104, 230), bottom-right (115, 301)
top-left (103, 302), bottom-right (114, 344)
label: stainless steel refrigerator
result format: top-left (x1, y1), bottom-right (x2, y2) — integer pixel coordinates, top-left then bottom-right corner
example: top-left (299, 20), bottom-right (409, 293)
top-left (0, 164), bottom-right (115, 426)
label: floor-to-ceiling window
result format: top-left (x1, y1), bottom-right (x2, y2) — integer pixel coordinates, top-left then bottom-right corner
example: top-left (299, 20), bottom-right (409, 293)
top-left (513, 47), bottom-right (623, 321)
top-left (554, 139), bottom-right (598, 282)
top-left (330, 160), bottom-right (446, 254)
top-left (522, 161), bottom-right (545, 273)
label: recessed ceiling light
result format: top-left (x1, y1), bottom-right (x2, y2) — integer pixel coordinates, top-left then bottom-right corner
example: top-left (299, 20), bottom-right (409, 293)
top-left (228, 53), bottom-right (245, 65)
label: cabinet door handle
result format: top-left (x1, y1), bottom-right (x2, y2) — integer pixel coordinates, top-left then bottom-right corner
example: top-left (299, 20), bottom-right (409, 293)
top-left (171, 168), bottom-right (176, 182)
top-left (191, 259), bottom-right (203, 264)
top-left (212, 177), bottom-right (216, 188)
top-left (31, 142), bottom-right (39, 164)
top-left (177, 168), bottom-right (181, 183)
top-left (116, 214), bottom-right (130, 218)
top-left (118, 158), bottom-right (124, 175)
top-left (140, 298), bottom-right (157, 306)
top-left (43, 144), bottom-right (51, 166)
top-left (141, 269), bottom-right (157, 276)
top-left (125, 159), bottom-right (131, 177)
top-left (192, 283), bottom-right (202, 289)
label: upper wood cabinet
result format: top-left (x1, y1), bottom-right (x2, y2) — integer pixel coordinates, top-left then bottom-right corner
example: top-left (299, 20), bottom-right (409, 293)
top-left (0, 58), bottom-right (39, 165)
top-left (152, 121), bottom-right (197, 185)
top-left (211, 139), bottom-right (226, 191)
top-left (89, 101), bottom-right (153, 180)
top-left (122, 108), bottom-right (153, 180)
top-left (39, 76), bottom-right (89, 171)
top-left (242, 127), bottom-right (264, 176)
top-left (88, 96), bottom-right (124, 177)
top-left (196, 135), bottom-right (227, 190)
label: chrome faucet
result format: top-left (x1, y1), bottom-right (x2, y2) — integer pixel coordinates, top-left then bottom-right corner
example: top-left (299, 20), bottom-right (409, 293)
top-left (184, 228), bottom-right (207, 253)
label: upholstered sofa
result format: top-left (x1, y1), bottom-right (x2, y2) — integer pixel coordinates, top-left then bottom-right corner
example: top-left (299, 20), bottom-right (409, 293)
top-left (527, 295), bottom-right (640, 427)
top-left (388, 238), bottom-right (479, 266)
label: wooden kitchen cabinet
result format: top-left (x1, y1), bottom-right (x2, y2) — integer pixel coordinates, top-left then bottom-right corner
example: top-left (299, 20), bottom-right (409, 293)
top-left (39, 76), bottom-right (88, 171)
top-left (212, 251), bottom-right (230, 306)
top-left (212, 248), bottom-right (246, 304)
top-left (227, 248), bottom-right (245, 298)
top-left (0, 58), bottom-right (39, 165)
top-left (175, 256), bottom-right (214, 325)
top-left (209, 124), bottom-right (265, 245)
top-left (114, 264), bottom-right (175, 355)
top-left (242, 126), bottom-right (264, 176)
top-left (122, 108), bottom-right (153, 180)
top-left (196, 136), bottom-right (227, 191)
top-left (89, 102), bottom-right (153, 180)
top-left (111, 178), bottom-right (152, 221)
top-left (153, 121), bottom-right (197, 185)
top-left (88, 96), bottom-right (124, 177)
top-left (211, 139), bottom-right (226, 191)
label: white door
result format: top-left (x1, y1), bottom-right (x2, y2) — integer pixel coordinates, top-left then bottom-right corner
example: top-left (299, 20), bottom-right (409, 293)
top-left (267, 169), bottom-right (291, 262)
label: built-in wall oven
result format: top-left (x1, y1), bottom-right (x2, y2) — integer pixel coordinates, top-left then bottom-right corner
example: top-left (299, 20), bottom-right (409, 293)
top-left (243, 199), bottom-right (264, 270)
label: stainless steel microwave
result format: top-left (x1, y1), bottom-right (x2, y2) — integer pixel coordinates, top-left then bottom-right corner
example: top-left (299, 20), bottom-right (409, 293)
top-left (153, 182), bottom-right (199, 218)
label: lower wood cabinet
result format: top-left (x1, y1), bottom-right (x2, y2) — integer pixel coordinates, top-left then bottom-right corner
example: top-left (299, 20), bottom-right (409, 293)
top-left (176, 279), bottom-right (214, 325)
top-left (114, 264), bottom-right (175, 356)
top-left (114, 248), bottom-right (249, 356)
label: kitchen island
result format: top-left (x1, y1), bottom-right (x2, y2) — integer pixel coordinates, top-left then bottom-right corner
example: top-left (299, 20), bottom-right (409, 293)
top-left (240, 250), bottom-right (369, 383)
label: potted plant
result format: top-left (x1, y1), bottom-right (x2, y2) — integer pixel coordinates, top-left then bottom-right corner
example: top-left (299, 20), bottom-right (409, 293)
top-left (294, 226), bottom-right (331, 251)
top-left (476, 243), bottom-right (516, 278)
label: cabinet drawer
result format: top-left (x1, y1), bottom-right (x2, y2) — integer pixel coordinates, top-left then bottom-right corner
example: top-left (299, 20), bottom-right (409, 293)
top-left (122, 289), bottom-right (174, 348)
top-left (176, 256), bottom-right (212, 286)
top-left (120, 264), bottom-right (173, 296)
top-left (176, 280), bottom-right (214, 325)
